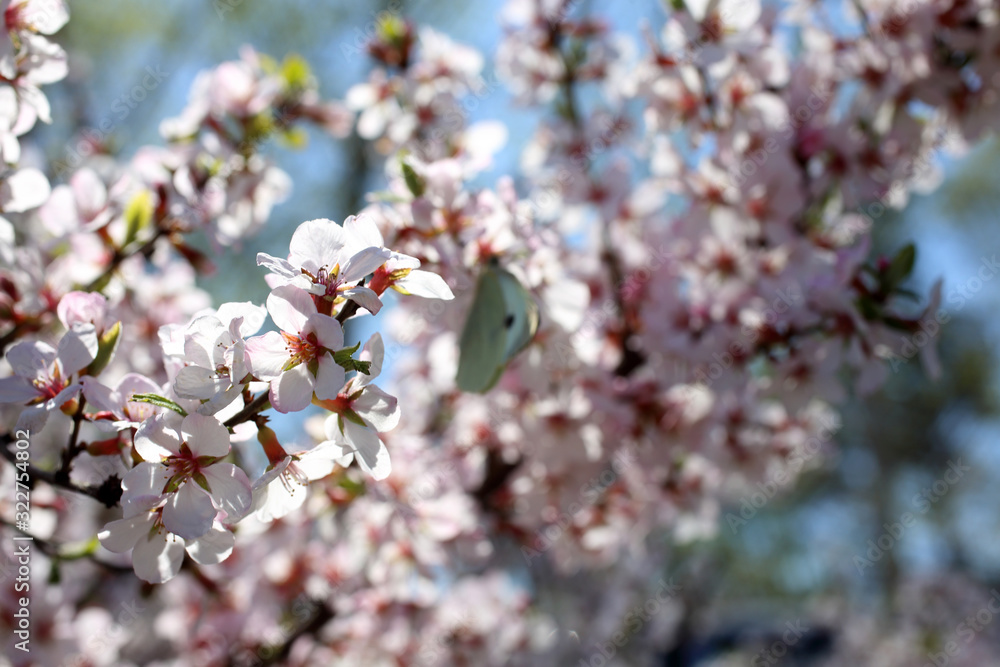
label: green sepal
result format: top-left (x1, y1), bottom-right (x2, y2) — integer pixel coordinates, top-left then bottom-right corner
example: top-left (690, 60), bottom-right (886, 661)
top-left (340, 408), bottom-right (368, 428)
top-left (86, 321), bottom-right (122, 377)
top-left (401, 161), bottom-right (425, 198)
top-left (192, 471), bottom-right (211, 494)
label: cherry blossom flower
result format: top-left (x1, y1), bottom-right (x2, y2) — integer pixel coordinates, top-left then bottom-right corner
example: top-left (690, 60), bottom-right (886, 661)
top-left (316, 333), bottom-right (399, 480)
top-left (249, 450), bottom-right (338, 523)
top-left (38, 168), bottom-right (113, 235)
top-left (0, 324), bottom-right (96, 430)
top-left (128, 411), bottom-right (252, 538)
top-left (166, 301), bottom-right (266, 414)
top-left (82, 372), bottom-right (163, 430)
top-left (256, 217), bottom-right (391, 316)
top-left (98, 492), bottom-right (236, 584)
top-left (345, 214), bottom-right (454, 300)
top-left (244, 285), bottom-right (346, 413)
top-left (56, 290), bottom-right (109, 332)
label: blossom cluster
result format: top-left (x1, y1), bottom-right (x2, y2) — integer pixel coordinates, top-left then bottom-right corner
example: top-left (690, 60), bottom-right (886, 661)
top-left (0, 0), bottom-right (998, 664)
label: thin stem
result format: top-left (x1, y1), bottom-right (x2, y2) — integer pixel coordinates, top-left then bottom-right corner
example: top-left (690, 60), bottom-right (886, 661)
top-left (83, 228), bottom-right (168, 293)
top-left (223, 392), bottom-right (272, 429)
top-left (56, 397), bottom-right (88, 487)
top-left (0, 435), bottom-right (122, 507)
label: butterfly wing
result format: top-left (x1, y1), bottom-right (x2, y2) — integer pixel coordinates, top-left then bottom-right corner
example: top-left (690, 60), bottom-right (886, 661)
top-left (456, 268), bottom-right (508, 393)
top-left (496, 267), bottom-right (540, 362)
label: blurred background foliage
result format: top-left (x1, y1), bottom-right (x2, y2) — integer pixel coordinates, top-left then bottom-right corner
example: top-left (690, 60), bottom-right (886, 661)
top-left (37, 1), bottom-right (1000, 664)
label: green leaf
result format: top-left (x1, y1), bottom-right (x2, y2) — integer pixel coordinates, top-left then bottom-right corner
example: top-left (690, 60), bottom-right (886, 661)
top-left (86, 320), bottom-right (122, 377)
top-left (885, 243), bottom-right (916, 290)
top-left (336, 341), bottom-right (363, 362)
top-left (856, 295), bottom-right (880, 321)
top-left (401, 161), bottom-right (425, 198)
top-left (123, 190), bottom-right (154, 248)
top-left (332, 342), bottom-right (372, 374)
top-left (281, 54), bottom-right (311, 91)
top-left (130, 393), bottom-right (188, 416)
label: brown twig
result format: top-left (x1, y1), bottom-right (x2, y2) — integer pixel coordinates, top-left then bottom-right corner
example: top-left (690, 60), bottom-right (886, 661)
top-left (223, 392), bottom-right (272, 429)
top-left (0, 434), bottom-right (122, 507)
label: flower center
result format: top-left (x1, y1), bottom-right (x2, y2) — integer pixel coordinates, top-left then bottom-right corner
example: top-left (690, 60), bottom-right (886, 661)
top-left (282, 331), bottom-right (320, 365)
top-left (32, 366), bottom-right (68, 401)
top-left (166, 443), bottom-right (202, 478)
top-left (314, 265), bottom-right (343, 297)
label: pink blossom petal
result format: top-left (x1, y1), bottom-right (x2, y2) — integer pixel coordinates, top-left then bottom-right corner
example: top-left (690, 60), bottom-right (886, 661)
top-left (339, 286), bottom-right (383, 315)
top-left (57, 323), bottom-right (98, 376)
top-left (339, 246), bottom-right (391, 283)
top-left (266, 285), bottom-right (316, 333)
top-left (132, 531), bottom-right (185, 584)
top-left (343, 420), bottom-right (392, 480)
top-left (245, 331), bottom-right (291, 379)
top-left (134, 413), bottom-right (184, 461)
top-left (0, 376), bottom-right (37, 403)
top-left (304, 312), bottom-right (343, 351)
top-left (394, 270), bottom-right (455, 299)
top-left (357, 333), bottom-right (384, 385)
top-left (354, 385), bottom-right (400, 432)
top-left (314, 355), bottom-right (346, 402)
top-left (162, 481), bottom-right (216, 540)
top-left (186, 524), bottom-right (235, 565)
top-left (270, 363), bottom-right (315, 414)
top-left (121, 462), bottom-right (169, 508)
top-left (288, 218), bottom-right (347, 274)
top-left (256, 252), bottom-right (299, 280)
top-left (343, 214), bottom-right (384, 247)
top-left (5, 340), bottom-right (55, 378)
top-left (180, 413), bottom-right (230, 457)
top-left (98, 514), bottom-right (154, 554)
top-left (203, 462), bottom-right (252, 522)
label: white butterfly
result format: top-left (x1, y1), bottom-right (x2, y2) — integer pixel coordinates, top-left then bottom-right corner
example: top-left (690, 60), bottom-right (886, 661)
top-left (456, 261), bottom-right (540, 393)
